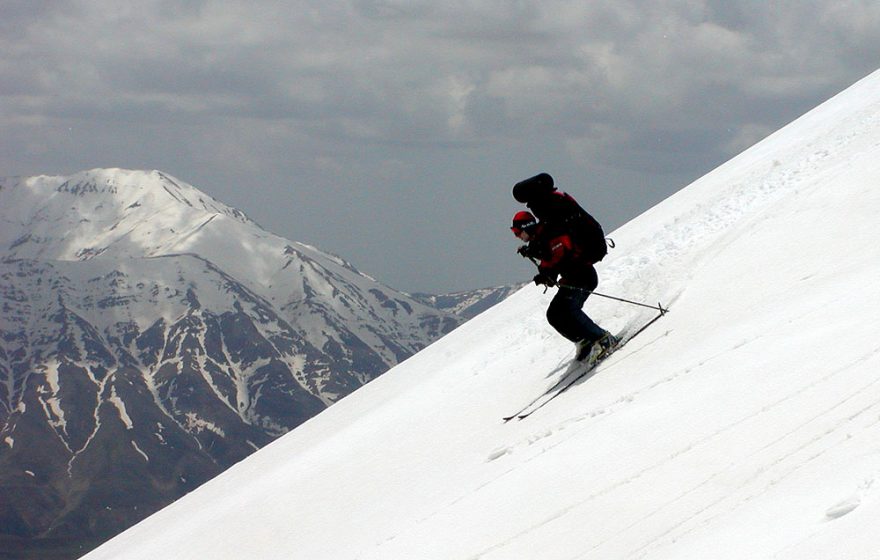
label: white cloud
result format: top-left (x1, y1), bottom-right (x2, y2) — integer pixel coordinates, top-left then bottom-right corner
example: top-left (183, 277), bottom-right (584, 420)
top-left (2, 0), bottom-right (879, 291)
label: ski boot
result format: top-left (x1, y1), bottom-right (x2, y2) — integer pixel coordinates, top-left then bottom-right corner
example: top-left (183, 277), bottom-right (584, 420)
top-left (575, 331), bottom-right (619, 365)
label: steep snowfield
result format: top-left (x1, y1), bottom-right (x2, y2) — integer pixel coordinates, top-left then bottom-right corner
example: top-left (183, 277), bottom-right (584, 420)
top-left (83, 71), bottom-right (880, 559)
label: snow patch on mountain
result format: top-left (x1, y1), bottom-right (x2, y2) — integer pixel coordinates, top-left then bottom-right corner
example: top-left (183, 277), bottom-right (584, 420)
top-left (413, 284), bottom-right (523, 319)
top-left (0, 167), bottom-right (464, 556)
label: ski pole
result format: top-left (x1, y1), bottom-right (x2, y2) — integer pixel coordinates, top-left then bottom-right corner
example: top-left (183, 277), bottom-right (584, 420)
top-left (520, 251), bottom-right (668, 314)
top-left (593, 291), bottom-right (669, 314)
top-left (556, 283), bottom-right (669, 314)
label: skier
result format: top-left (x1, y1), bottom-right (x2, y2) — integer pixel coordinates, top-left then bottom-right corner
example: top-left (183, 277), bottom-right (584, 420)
top-left (513, 172), bottom-right (609, 264)
top-left (511, 207), bottom-right (616, 364)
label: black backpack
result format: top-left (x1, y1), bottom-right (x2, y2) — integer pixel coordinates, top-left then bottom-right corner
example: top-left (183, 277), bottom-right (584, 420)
top-left (513, 173), bottom-right (609, 263)
top-left (513, 172), bottom-right (556, 203)
top-left (566, 200), bottom-right (608, 263)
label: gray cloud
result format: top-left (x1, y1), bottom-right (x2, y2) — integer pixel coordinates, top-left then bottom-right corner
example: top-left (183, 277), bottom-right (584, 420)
top-left (2, 1), bottom-right (879, 292)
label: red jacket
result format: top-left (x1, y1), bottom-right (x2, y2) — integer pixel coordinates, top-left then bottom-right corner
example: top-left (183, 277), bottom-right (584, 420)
top-left (527, 224), bottom-right (593, 286)
top-left (538, 232), bottom-right (576, 274)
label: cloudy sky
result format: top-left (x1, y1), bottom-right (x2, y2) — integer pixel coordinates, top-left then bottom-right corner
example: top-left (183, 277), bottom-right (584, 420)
top-left (3, 1), bottom-right (879, 293)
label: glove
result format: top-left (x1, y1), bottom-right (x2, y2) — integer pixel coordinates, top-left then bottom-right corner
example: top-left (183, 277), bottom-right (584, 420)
top-left (517, 245), bottom-right (534, 258)
top-left (533, 273), bottom-right (556, 287)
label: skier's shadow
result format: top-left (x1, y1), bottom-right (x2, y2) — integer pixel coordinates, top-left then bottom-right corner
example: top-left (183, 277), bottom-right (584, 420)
top-left (541, 356), bottom-right (601, 396)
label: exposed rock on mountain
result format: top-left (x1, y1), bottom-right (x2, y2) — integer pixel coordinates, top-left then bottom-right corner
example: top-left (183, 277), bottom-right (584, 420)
top-left (0, 169), bottom-right (463, 558)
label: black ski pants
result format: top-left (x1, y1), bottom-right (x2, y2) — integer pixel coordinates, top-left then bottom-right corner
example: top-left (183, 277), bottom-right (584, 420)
top-left (546, 266), bottom-right (605, 343)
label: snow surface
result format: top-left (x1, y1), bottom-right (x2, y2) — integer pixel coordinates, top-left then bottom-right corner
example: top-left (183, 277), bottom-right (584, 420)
top-left (82, 71), bottom-right (880, 559)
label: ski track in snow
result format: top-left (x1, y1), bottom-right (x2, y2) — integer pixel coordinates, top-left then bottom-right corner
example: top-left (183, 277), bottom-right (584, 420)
top-left (503, 286), bottom-right (857, 460)
top-left (472, 343), bottom-right (880, 560)
top-left (472, 292), bottom-right (880, 558)
top-left (489, 327), bottom-right (674, 458)
top-left (589, 351), bottom-right (880, 559)
top-left (603, 96), bottom-right (880, 320)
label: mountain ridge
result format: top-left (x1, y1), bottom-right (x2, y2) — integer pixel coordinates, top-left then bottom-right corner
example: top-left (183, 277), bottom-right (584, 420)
top-left (0, 168), bottom-right (468, 558)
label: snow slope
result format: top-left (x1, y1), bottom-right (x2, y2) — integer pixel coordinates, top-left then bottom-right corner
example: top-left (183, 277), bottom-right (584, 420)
top-left (83, 70), bottom-right (880, 560)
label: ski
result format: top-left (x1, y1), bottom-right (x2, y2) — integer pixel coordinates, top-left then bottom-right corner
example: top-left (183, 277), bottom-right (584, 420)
top-left (509, 341), bottom-right (622, 421)
top-left (501, 367), bottom-right (581, 422)
top-left (503, 304), bottom-right (668, 422)
top-left (500, 333), bottom-right (625, 423)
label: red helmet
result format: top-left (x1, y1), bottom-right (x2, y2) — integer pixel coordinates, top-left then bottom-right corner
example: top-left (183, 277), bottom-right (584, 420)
top-left (511, 211), bottom-right (537, 236)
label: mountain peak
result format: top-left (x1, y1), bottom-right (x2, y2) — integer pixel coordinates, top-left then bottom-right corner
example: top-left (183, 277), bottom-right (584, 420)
top-left (1, 167), bottom-right (465, 557)
top-left (0, 168), bottom-right (252, 262)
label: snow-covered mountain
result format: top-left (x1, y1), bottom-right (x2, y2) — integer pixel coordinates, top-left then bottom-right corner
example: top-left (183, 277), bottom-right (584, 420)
top-left (412, 284), bottom-right (523, 319)
top-left (82, 69), bottom-right (880, 560)
top-left (0, 169), bottom-right (462, 557)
